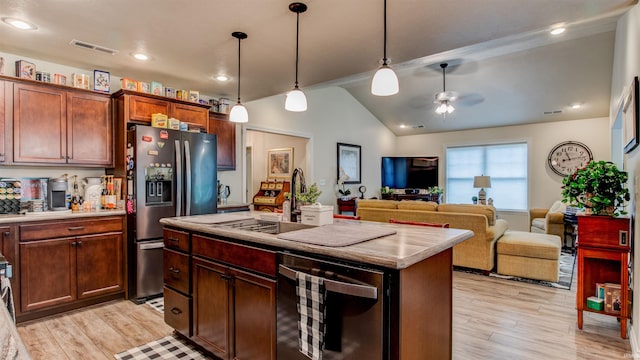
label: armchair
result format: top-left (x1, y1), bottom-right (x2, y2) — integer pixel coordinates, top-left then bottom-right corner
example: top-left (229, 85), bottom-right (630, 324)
top-left (529, 201), bottom-right (566, 238)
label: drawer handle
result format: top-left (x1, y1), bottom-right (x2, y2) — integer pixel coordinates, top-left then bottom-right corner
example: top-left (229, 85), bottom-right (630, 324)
top-left (71, 241), bottom-right (83, 247)
top-left (168, 237), bottom-right (180, 242)
top-left (170, 307), bottom-right (182, 315)
top-left (169, 267), bottom-right (180, 276)
top-left (3, 232), bottom-right (9, 237)
top-left (220, 274), bottom-right (232, 281)
top-left (68, 226), bottom-right (85, 231)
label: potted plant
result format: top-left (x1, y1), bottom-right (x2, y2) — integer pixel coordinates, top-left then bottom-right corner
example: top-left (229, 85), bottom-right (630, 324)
top-left (561, 160), bottom-right (630, 217)
top-left (296, 182), bottom-right (322, 205)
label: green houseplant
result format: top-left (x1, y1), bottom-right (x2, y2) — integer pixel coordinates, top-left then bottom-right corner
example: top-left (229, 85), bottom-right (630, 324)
top-left (561, 160), bottom-right (630, 217)
top-left (296, 182), bottom-right (322, 204)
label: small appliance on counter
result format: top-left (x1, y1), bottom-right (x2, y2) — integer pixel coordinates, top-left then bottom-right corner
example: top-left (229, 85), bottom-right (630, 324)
top-left (48, 177), bottom-right (68, 211)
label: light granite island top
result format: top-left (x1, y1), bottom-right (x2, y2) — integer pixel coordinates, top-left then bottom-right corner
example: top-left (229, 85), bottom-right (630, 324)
top-left (159, 211), bottom-right (473, 269)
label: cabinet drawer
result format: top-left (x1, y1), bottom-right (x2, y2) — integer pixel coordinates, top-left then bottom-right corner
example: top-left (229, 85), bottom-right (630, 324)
top-left (164, 228), bottom-right (190, 252)
top-left (192, 235), bottom-right (276, 277)
top-left (164, 286), bottom-right (192, 337)
top-left (164, 248), bottom-right (190, 294)
top-left (20, 216), bottom-right (123, 241)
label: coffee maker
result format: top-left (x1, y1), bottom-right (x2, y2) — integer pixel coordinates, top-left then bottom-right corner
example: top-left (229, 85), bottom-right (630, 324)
top-left (48, 178), bottom-right (68, 211)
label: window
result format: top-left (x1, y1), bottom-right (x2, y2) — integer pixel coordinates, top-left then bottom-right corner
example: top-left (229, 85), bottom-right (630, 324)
top-left (445, 143), bottom-right (527, 210)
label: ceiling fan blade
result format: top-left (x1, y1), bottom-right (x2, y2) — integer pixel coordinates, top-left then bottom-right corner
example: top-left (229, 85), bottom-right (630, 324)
top-left (456, 93), bottom-right (485, 106)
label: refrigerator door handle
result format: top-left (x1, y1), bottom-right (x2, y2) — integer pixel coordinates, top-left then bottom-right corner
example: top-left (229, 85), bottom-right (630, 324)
top-left (184, 140), bottom-right (192, 215)
top-left (175, 139), bottom-right (182, 216)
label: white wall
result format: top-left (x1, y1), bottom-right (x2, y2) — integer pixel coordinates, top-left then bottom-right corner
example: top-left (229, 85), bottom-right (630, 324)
top-left (221, 86), bottom-right (397, 207)
top-left (394, 117), bottom-right (610, 230)
top-left (611, 3), bottom-right (640, 353)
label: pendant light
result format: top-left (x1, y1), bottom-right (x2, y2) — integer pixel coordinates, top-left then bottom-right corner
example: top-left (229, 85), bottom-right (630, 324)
top-left (229, 31), bottom-right (249, 123)
top-left (285, 2), bottom-right (308, 112)
top-left (435, 63), bottom-right (455, 114)
top-left (371, 0), bottom-right (399, 96)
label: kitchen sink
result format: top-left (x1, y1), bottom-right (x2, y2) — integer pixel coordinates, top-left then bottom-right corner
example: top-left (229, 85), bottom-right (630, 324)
top-left (212, 218), bottom-right (314, 234)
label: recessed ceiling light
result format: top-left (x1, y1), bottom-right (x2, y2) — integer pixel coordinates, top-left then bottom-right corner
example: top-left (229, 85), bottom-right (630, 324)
top-left (215, 75), bottom-right (230, 82)
top-left (132, 53), bottom-right (149, 61)
top-left (571, 103), bottom-right (582, 109)
top-left (2, 17), bottom-right (37, 30)
top-left (550, 27), bottom-right (566, 35)
top-left (399, 124), bottom-right (406, 128)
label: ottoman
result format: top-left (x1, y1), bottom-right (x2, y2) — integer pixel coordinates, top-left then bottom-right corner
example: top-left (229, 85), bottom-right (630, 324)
top-left (496, 230), bottom-right (562, 282)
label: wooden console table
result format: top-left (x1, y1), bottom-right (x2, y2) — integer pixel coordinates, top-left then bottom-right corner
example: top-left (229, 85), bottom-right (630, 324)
top-left (381, 193), bottom-right (441, 203)
top-left (336, 197), bottom-right (357, 214)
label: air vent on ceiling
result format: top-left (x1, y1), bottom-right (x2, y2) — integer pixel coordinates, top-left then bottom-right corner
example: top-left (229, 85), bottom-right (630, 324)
top-left (411, 125), bottom-right (425, 129)
top-left (543, 110), bottom-right (563, 115)
top-left (69, 39), bottom-right (118, 55)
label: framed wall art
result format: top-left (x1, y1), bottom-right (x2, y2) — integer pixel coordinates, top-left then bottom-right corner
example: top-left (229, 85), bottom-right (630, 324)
top-left (93, 69), bottom-right (110, 93)
top-left (337, 143), bottom-right (361, 184)
top-left (267, 148), bottom-right (294, 178)
top-left (623, 76), bottom-right (639, 154)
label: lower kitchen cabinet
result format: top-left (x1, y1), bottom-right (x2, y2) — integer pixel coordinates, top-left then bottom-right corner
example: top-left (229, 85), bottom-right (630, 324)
top-left (17, 215), bottom-right (125, 321)
top-left (192, 256), bottom-right (276, 360)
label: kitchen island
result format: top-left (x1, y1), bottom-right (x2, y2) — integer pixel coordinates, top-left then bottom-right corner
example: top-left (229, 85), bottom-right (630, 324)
top-left (160, 212), bottom-right (473, 360)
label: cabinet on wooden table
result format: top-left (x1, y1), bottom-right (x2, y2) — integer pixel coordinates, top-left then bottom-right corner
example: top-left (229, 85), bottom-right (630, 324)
top-left (208, 111), bottom-right (236, 170)
top-left (11, 81), bottom-right (112, 166)
top-left (17, 216), bottom-right (125, 321)
top-left (337, 196), bottom-right (358, 214)
top-left (576, 215), bottom-right (631, 338)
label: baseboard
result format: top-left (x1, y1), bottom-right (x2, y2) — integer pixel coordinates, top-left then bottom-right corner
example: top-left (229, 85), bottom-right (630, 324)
top-left (630, 325), bottom-right (638, 357)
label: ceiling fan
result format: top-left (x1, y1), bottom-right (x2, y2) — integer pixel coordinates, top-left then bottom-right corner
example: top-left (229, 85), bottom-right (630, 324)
top-left (433, 62), bottom-right (484, 115)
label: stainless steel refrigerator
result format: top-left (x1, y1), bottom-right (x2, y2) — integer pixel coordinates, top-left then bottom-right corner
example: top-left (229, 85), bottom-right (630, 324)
top-left (127, 125), bottom-right (217, 301)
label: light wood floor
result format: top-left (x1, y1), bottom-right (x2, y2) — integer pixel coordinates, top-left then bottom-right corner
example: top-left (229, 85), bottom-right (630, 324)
top-left (16, 272), bottom-right (632, 359)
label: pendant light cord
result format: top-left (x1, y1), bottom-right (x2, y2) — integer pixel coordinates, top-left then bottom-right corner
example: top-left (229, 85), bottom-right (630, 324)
top-left (294, 10), bottom-right (300, 88)
top-left (236, 36), bottom-right (242, 103)
top-left (382, 0), bottom-right (388, 66)
top-left (442, 66), bottom-right (446, 92)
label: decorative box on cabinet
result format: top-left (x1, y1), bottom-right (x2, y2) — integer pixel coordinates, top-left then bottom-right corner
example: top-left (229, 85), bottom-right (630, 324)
top-left (208, 112), bottom-right (236, 170)
top-left (576, 215), bottom-right (631, 339)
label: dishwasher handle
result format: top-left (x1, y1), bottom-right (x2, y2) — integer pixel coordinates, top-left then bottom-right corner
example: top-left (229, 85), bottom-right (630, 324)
top-left (279, 264), bottom-right (378, 300)
top-left (139, 242), bottom-right (164, 250)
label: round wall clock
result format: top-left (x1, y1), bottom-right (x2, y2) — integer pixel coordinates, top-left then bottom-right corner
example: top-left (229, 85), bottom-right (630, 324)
top-left (547, 141), bottom-right (593, 176)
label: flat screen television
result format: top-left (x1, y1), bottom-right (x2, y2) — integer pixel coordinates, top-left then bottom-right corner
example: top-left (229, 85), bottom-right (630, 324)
top-left (381, 156), bottom-right (438, 189)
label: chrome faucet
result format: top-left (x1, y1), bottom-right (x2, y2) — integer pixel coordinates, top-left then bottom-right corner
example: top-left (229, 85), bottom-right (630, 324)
top-left (290, 167), bottom-right (306, 222)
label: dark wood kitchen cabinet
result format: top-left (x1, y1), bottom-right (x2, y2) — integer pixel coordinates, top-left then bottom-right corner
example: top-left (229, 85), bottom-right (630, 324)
top-left (0, 80), bottom-right (8, 163)
top-left (173, 233), bottom-right (276, 360)
top-left (17, 216), bottom-right (124, 321)
top-left (113, 90), bottom-right (210, 131)
top-left (208, 112), bottom-right (236, 170)
top-left (12, 81), bottom-right (112, 166)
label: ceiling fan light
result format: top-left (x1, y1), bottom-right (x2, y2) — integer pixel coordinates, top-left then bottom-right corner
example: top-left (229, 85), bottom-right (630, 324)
top-left (371, 65), bottom-right (399, 96)
top-left (435, 102), bottom-right (447, 114)
top-left (446, 103), bottom-right (455, 114)
top-left (285, 87), bottom-right (307, 112)
top-left (230, 102), bottom-right (249, 123)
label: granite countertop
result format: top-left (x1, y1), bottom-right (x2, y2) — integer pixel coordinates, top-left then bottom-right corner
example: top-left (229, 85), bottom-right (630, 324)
top-left (160, 212), bottom-right (473, 270)
top-left (0, 209), bottom-right (126, 224)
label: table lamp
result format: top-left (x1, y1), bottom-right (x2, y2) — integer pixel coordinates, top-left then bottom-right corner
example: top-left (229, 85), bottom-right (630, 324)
top-left (473, 175), bottom-right (491, 205)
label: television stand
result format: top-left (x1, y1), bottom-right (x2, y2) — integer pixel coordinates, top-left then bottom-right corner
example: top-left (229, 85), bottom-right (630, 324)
top-left (382, 193), bottom-right (441, 203)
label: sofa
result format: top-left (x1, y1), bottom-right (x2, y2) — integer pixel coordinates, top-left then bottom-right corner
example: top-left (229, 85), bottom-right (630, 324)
top-left (356, 199), bottom-right (508, 271)
top-left (529, 200), bottom-right (566, 239)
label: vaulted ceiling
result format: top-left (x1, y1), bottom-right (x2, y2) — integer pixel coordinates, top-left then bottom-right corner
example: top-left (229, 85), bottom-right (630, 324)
top-left (0, 0), bottom-right (635, 135)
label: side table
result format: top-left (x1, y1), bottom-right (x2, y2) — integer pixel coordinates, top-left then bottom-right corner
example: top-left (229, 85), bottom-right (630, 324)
top-left (337, 197), bottom-right (357, 214)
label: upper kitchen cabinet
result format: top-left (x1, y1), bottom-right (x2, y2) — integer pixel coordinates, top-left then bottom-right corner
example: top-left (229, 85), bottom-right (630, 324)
top-left (0, 80), bottom-right (8, 163)
top-left (113, 90), bottom-right (210, 131)
top-left (208, 112), bottom-right (236, 170)
top-left (12, 79), bottom-right (113, 167)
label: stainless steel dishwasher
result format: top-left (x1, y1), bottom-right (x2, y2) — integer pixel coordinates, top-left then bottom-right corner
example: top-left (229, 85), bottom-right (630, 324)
top-left (277, 252), bottom-right (387, 359)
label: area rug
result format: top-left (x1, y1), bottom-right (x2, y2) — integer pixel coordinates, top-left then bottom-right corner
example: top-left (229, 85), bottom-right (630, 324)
top-left (455, 249), bottom-right (576, 290)
top-left (114, 334), bottom-right (211, 360)
top-left (145, 297), bottom-right (164, 314)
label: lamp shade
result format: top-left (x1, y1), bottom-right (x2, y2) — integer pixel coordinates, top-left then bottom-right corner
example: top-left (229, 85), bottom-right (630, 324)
top-left (285, 87), bottom-right (307, 112)
top-left (473, 176), bottom-right (491, 188)
top-left (229, 103), bottom-right (248, 123)
top-left (371, 65), bottom-right (399, 96)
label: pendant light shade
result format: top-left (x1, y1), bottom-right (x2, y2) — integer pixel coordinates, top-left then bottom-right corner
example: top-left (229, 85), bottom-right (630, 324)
top-left (371, 0), bottom-right (398, 96)
top-left (230, 31), bottom-right (248, 123)
top-left (286, 2), bottom-right (308, 112)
